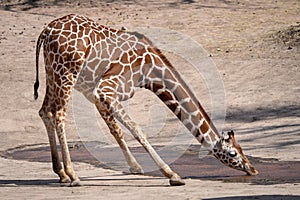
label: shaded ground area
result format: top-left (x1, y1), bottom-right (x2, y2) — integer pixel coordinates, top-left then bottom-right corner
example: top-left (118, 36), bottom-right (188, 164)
top-left (0, 0), bottom-right (299, 199)
top-left (1, 0), bottom-right (203, 11)
top-left (203, 195), bottom-right (300, 200)
top-left (1, 143), bottom-right (300, 185)
top-left (271, 23), bottom-right (300, 48)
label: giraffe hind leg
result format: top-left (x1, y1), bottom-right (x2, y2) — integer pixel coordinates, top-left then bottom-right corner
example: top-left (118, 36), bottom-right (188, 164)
top-left (54, 106), bottom-right (81, 186)
top-left (40, 77), bottom-right (81, 186)
top-left (38, 90), bottom-right (71, 184)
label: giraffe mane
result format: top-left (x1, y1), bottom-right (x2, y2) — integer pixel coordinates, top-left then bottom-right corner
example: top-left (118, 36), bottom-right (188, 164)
top-left (128, 29), bottom-right (220, 138)
top-left (154, 43), bottom-right (220, 137)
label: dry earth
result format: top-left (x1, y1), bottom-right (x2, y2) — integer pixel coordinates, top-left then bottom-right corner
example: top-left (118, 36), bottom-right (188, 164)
top-left (0, 0), bottom-right (299, 199)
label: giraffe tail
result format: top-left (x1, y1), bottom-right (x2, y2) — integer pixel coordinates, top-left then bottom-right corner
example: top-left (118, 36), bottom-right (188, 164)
top-left (34, 29), bottom-right (46, 100)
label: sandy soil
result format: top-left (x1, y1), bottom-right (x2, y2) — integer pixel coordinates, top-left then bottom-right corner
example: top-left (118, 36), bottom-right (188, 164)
top-left (0, 0), bottom-right (299, 199)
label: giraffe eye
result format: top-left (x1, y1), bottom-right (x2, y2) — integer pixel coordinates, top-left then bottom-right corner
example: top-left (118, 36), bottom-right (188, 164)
top-left (229, 150), bottom-right (237, 157)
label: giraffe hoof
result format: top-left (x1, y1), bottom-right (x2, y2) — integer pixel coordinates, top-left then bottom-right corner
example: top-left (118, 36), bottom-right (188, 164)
top-left (69, 179), bottom-right (82, 187)
top-left (129, 166), bottom-right (144, 175)
top-left (169, 176), bottom-right (185, 186)
top-left (59, 177), bottom-right (71, 184)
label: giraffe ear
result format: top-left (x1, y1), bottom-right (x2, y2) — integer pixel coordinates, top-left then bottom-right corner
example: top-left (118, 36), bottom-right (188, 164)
top-left (228, 130), bottom-right (237, 143)
top-left (228, 130), bottom-right (240, 148)
top-left (228, 130), bottom-right (235, 139)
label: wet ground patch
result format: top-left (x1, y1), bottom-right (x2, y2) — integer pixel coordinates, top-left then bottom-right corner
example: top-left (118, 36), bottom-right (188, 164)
top-left (1, 142), bottom-right (299, 185)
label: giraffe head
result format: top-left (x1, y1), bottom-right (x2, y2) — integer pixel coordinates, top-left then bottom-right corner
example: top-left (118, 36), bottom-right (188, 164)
top-left (212, 130), bottom-right (258, 176)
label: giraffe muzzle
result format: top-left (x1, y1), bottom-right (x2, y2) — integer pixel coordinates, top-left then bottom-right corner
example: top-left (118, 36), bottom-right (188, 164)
top-left (244, 163), bottom-right (259, 176)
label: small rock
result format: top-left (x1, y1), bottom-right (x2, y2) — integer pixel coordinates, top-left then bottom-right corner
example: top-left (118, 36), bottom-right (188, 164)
top-left (251, 117), bottom-right (258, 122)
top-left (6, 183), bottom-right (17, 187)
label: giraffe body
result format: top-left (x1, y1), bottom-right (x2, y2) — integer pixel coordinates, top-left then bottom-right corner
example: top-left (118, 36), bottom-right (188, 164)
top-left (35, 14), bottom-right (258, 186)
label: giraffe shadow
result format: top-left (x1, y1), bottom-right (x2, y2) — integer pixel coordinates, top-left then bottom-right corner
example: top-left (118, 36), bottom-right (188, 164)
top-left (0, 176), bottom-right (169, 188)
top-left (79, 175), bottom-right (170, 187)
top-left (0, 179), bottom-right (58, 187)
top-left (2, 143), bottom-right (300, 186)
top-left (203, 195), bottom-right (300, 200)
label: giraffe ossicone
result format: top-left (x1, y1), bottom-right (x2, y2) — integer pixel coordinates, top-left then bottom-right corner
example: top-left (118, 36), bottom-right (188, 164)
top-left (34, 14), bottom-right (258, 187)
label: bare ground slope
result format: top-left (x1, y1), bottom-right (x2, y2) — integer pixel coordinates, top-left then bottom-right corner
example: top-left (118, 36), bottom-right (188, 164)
top-left (0, 0), bottom-right (299, 199)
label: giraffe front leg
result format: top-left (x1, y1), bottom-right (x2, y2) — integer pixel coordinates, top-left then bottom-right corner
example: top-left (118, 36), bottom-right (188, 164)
top-left (95, 102), bottom-right (144, 174)
top-left (116, 106), bottom-right (185, 186)
top-left (94, 87), bottom-right (184, 186)
top-left (134, 134), bottom-right (185, 186)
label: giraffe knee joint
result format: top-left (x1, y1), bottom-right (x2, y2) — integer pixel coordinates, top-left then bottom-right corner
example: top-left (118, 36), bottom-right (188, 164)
top-left (38, 109), bottom-right (54, 121)
top-left (38, 109), bottom-right (45, 118)
top-left (134, 127), bottom-right (147, 141)
top-left (38, 109), bottom-right (42, 117)
top-left (113, 129), bottom-right (124, 138)
top-left (93, 88), bottom-right (100, 100)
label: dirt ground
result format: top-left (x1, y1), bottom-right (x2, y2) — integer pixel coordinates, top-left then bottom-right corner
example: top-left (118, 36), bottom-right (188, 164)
top-left (0, 0), bottom-right (299, 199)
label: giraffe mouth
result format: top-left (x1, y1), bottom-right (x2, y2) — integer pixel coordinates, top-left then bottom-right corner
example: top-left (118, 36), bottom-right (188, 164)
top-left (244, 163), bottom-right (259, 176)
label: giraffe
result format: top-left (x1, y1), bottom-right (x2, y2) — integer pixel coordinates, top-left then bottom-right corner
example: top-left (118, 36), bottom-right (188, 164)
top-left (34, 14), bottom-right (258, 186)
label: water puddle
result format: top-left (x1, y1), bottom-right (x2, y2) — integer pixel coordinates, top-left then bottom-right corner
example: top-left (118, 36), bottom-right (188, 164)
top-left (1, 142), bottom-right (299, 185)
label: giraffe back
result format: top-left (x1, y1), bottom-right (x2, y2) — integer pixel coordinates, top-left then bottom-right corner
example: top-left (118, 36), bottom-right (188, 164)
top-left (36, 14), bottom-right (165, 101)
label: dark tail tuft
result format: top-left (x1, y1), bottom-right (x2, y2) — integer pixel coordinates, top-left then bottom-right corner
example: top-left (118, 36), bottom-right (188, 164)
top-left (34, 80), bottom-right (39, 100)
top-left (34, 29), bottom-right (45, 100)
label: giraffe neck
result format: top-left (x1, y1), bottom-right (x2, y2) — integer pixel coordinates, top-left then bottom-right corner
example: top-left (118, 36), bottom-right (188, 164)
top-left (142, 51), bottom-right (221, 150)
